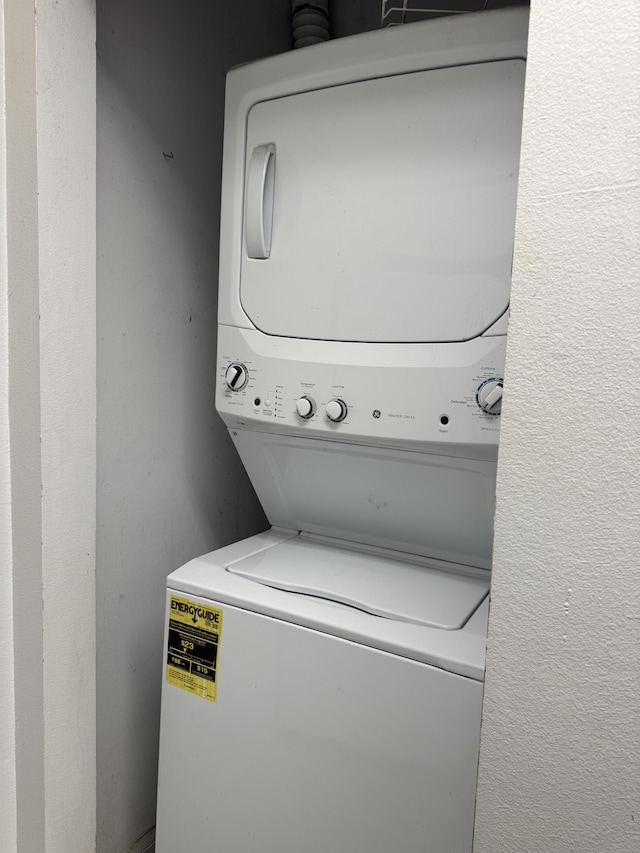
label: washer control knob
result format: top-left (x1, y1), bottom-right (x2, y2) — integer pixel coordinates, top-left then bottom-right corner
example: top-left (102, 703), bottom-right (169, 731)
top-left (225, 362), bottom-right (249, 391)
top-left (295, 396), bottom-right (316, 419)
top-left (476, 378), bottom-right (503, 415)
top-left (326, 399), bottom-right (348, 423)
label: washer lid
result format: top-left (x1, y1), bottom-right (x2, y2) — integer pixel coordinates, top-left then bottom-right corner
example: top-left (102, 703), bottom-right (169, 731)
top-left (226, 537), bottom-right (488, 630)
top-left (240, 59), bottom-right (525, 343)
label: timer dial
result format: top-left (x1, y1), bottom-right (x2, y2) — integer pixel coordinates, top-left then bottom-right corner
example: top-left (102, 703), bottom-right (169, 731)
top-left (295, 396), bottom-right (316, 419)
top-left (326, 399), bottom-right (348, 422)
top-left (476, 378), bottom-right (503, 415)
top-left (224, 362), bottom-right (249, 391)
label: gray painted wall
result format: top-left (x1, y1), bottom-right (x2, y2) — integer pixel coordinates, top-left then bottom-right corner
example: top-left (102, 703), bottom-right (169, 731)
top-left (96, 3), bottom-right (290, 849)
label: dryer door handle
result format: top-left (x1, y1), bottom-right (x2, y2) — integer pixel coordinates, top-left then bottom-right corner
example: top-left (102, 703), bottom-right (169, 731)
top-left (245, 143), bottom-right (276, 259)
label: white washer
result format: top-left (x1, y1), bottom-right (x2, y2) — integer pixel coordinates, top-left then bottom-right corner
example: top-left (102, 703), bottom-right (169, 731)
top-left (156, 530), bottom-right (489, 852)
top-left (156, 9), bottom-right (528, 852)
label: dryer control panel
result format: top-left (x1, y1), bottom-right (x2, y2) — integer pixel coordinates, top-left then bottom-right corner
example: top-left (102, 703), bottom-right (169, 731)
top-left (217, 326), bottom-right (504, 457)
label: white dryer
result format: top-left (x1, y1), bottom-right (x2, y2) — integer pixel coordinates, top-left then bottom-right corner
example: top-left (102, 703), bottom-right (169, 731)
top-left (156, 9), bottom-right (527, 853)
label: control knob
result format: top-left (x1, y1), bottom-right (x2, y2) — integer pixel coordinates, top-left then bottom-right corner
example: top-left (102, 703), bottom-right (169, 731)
top-left (326, 399), bottom-right (348, 422)
top-left (224, 362), bottom-right (249, 391)
top-left (476, 378), bottom-right (503, 415)
top-left (295, 396), bottom-right (316, 419)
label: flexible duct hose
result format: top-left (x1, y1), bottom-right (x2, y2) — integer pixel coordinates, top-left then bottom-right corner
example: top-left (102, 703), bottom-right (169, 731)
top-left (292, 1), bottom-right (330, 48)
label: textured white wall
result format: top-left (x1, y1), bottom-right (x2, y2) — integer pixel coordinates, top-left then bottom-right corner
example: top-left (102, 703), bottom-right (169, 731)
top-left (36, 1), bottom-right (97, 850)
top-left (475, 2), bottom-right (640, 851)
top-left (0, 5), bottom-right (17, 851)
top-left (96, 2), bottom-right (290, 850)
top-left (2, 1), bottom-right (45, 849)
top-left (1, 1), bottom-right (96, 852)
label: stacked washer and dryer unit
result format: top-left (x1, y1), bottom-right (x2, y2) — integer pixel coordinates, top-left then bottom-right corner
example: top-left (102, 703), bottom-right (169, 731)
top-left (156, 9), bottom-right (527, 853)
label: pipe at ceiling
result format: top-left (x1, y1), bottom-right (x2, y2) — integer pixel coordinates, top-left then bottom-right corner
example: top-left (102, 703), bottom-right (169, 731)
top-left (292, 1), bottom-right (331, 49)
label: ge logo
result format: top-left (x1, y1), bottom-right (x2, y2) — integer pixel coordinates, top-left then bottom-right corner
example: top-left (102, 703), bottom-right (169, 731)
top-left (372, 409), bottom-right (381, 419)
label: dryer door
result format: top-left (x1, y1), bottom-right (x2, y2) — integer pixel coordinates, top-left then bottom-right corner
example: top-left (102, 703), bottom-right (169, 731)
top-left (240, 59), bottom-right (525, 343)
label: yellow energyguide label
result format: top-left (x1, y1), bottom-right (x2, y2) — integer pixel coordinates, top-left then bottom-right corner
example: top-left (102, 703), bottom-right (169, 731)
top-left (166, 595), bottom-right (223, 702)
